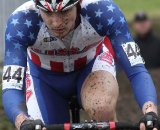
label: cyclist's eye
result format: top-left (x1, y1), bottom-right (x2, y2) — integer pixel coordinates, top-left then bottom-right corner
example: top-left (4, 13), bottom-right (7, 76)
top-left (45, 11), bottom-right (53, 16)
top-left (61, 11), bottom-right (67, 15)
top-left (48, 12), bottom-right (53, 16)
top-left (41, 9), bottom-right (53, 16)
top-left (61, 9), bottom-right (71, 15)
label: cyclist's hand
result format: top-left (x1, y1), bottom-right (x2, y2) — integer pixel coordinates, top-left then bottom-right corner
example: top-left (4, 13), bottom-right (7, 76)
top-left (139, 112), bottom-right (159, 130)
top-left (20, 119), bottom-right (44, 130)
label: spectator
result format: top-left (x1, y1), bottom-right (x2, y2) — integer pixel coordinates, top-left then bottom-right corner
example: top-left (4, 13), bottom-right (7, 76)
top-left (133, 12), bottom-right (160, 69)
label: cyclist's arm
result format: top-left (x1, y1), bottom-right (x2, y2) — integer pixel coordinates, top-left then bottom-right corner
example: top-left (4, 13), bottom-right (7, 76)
top-left (2, 8), bottom-right (41, 128)
top-left (81, 0), bottom-right (157, 112)
top-left (3, 16), bottom-right (28, 123)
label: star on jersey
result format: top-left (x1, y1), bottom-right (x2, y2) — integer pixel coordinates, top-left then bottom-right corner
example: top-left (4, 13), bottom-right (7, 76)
top-left (14, 43), bottom-right (22, 50)
top-left (28, 32), bottom-right (35, 41)
top-left (24, 20), bottom-right (32, 28)
top-left (96, 23), bottom-right (103, 30)
top-left (17, 31), bottom-right (24, 39)
top-left (6, 33), bottom-right (12, 41)
top-left (108, 17), bottom-right (115, 25)
top-left (119, 17), bottom-right (125, 24)
top-left (37, 21), bottom-right (43, 27)
top-left (125, 32), bottom-right (131, 39)
top-left (107, 4), bottom-right (115, 12)
top-left (85, 14), bottom-right (91, 21)
top-left (11, 19), bottom-right (19, 26)
top-left (115, 29), bottom-right (121, 36)
top-left (95, 9), bottom-right (103, 17)
top-left (13, 57), bottom-right (20, 64)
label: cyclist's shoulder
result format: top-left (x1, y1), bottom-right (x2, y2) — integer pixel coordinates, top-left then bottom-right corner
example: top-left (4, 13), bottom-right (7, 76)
top-left (80, 0), bottom-right (127, 36)
top-left (7, 1), bottom-right (43, 28)
top-left (80, 0), bottom-right (123, 23)
top-left (6, 1), bottom-right (43, 45)
top-left (4, 0), bottom-right (39, 64)
top-left (81, 0), bottom-right (117, 10)
top-left (10, 1), bottom-right (37, 16)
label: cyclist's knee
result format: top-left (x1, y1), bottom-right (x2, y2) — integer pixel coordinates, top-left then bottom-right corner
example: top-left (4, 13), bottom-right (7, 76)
top-left (81, 70), bottom-right (119, 121)
top-left (83, 97), bottom-right (117, 121)
top-left (85, 101), bottom-right (116, 121)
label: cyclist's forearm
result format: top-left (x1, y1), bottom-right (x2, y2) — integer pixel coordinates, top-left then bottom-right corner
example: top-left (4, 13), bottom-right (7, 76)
top-left (2, 89), bottom-right (28, 124)
top-left (129, 70), bottom-right (157, 108)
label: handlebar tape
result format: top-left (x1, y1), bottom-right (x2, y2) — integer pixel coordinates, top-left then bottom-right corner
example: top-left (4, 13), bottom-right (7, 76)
top-left (115, 122), bottom-right (139, 130)
top-left (45, 124), bottom-right (64, 130)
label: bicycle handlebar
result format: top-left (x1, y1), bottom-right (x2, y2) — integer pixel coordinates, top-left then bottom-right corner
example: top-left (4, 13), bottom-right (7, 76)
top-left (44, 121), bottom-right (140, 130)
top-left (42, 122), bottom-right (160, 130)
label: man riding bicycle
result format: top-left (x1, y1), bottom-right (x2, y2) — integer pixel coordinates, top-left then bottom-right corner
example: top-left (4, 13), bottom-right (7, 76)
top-left (2, 0), bottom-right (159, 130)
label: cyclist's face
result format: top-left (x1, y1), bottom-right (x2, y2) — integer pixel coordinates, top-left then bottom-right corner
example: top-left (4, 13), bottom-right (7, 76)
top-left (40, 6), bottom-right (77, 39)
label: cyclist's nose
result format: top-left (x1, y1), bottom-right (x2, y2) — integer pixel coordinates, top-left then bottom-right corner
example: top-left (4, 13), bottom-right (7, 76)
top-left (51, 14), bottom-right (63, 28)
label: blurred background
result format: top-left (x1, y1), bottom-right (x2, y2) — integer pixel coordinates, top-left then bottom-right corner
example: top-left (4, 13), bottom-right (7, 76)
top-left (0, 0), bottom-right (160, 129)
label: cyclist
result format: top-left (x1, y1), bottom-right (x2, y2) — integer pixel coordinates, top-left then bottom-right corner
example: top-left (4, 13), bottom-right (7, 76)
top-left (2, 0), bottom-right (159, 130)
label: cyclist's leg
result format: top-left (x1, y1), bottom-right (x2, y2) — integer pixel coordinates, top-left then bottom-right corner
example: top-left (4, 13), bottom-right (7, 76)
top-left (77, 45), bottom-right (119, 121)
top-left (26, 60), bottom-right (80, 124)
top-left (26, 74), bottom-right (70, 124)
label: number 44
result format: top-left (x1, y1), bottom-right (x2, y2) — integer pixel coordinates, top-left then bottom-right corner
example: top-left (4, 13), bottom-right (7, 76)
top-left (3, 66), bottom-right (22, 83)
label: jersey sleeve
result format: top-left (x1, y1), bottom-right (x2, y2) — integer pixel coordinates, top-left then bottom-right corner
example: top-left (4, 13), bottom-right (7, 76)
top-left (2, 7), bottom-right (42, 123)
top-left (81, 0), bottom-right (157, 108)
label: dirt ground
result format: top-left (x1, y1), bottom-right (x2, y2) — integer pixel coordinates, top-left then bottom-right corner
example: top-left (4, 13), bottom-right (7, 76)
top-left (80, 68), bottom-right (160, 123)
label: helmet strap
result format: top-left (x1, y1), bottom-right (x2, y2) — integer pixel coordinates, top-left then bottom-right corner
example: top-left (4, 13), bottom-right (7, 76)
top-left (74, 3), bottom-right (81, 29)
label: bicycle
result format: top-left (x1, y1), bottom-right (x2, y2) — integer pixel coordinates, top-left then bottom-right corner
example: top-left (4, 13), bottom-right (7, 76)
top-left (28, 96), bottom-right (159, 130)
top-left (69, 95), bottom-right (80, 123)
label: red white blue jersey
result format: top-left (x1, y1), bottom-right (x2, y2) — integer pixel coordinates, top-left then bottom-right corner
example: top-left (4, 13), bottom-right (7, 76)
top-left (5, 0), bottom-right (111, 72)
top-left (4, 0), bottom-right (143, 72)
top-left (2, 0), bottom-right (157, 124)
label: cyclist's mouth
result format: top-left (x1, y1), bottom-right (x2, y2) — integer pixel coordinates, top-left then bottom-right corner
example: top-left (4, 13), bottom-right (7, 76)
top-left (52, 28), bottom-right (65, 33)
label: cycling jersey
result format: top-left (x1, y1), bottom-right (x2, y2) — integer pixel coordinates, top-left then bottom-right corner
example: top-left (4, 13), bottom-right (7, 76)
top-left (2, 0), bottom-right (157, 124)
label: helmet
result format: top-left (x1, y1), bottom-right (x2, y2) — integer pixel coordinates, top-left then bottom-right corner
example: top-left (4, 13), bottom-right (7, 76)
top-left (34, 0), bottom-right (80, 12)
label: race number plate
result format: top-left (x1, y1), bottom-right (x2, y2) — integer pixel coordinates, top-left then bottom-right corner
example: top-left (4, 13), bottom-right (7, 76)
top-left (2, 65), bottom-right (25, 90)
top-left (122, 42), bottom-right (144, 66)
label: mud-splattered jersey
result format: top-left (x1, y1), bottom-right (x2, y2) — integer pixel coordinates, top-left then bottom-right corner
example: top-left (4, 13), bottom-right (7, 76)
top-left (4, 1), bottom-right (105, 72)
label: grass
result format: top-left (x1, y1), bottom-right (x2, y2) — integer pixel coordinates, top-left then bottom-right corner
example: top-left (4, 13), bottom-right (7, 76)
top-left (114, 0), bottom-right (160, 21)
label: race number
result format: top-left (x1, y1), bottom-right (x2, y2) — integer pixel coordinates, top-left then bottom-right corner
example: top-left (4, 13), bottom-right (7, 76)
top-left (122, 42), bottom-right (144, 66)
top-left (2, 65), bottom-right (25, 90)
